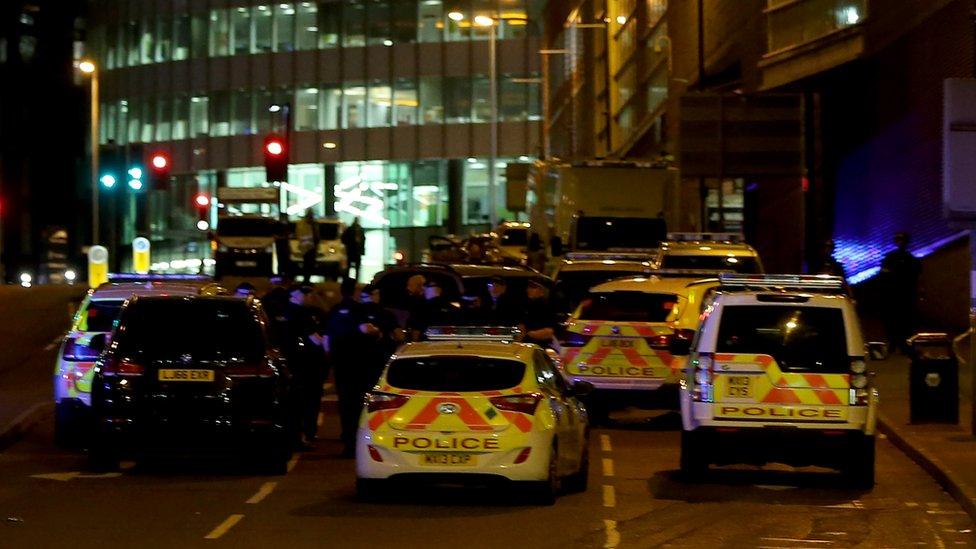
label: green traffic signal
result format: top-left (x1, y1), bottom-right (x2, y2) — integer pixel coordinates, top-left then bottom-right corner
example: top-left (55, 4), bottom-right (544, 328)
top-left (99, 174), bottom-right (117, 188)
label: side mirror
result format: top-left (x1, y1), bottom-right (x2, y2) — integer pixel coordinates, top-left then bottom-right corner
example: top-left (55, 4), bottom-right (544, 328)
top-left (866, 342), bottom-right (888, 361)
top-left (570, 380), bottom-right (595, 397)
top-left (88, 333), bottom-right (108, 354)
top-left (669, 336), bottom-right (693, 356)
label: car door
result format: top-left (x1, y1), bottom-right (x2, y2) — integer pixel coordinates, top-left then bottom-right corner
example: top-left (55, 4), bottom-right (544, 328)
top-left (535, 350), bottom-right (581, 472)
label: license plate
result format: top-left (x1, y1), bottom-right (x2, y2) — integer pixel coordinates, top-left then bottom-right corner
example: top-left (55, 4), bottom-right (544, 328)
top-left (158, 369), bottom-right (215, 382)
top-left (422, 453), bottom-right (475, 466)
top-left (235, 260), bottom-right (258, 267)
top-left (725, 375), bottom-right (753, 399)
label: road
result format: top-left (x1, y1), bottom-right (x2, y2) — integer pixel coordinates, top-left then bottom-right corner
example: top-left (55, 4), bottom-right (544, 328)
top-left (0, 409), bottom-right (971, 548)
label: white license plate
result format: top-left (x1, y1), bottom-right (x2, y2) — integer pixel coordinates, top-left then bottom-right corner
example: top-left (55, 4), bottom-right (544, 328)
top-left (422, 453), bottom-right (475, 466)
top-left (235, 260), bottom-right (258, 267)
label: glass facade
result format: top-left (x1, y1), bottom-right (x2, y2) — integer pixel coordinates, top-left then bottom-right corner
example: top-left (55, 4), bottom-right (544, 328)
top-left (766, 0), bottom-right (867, 53)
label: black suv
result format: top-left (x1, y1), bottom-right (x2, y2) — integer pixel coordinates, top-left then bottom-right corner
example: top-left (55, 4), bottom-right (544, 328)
top-left (88, 295), bottom-right (292, 473)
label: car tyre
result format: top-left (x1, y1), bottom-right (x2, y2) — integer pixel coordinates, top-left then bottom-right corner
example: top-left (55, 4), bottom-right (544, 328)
top-left (844, 435), bottom-right (875, 490)
top-left (356, 478), bottom-right (387, 502)
top-left (584, 395), bottom-right (609, 427)
top-left (88, 442), bottom-right (120, 472)
top-left (528, 442), bottom-right (559, 506)
top-left (680, 430), bottom-right (707, 481)
top-left (563, 432), bottom-right (590, 493)
top-left (54, 404), bottom-right (80, 449)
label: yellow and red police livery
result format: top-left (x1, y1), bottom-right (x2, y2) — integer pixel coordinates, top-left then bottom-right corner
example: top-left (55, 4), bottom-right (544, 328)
top-left (356, 327), bottom-right (590, 504)
top-left (679, 275), bottom-right (881, 488)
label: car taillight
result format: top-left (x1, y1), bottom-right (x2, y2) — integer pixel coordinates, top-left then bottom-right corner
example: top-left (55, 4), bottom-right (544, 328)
top-left (101, 358), bottom-right (144, 377)
top-left (646, 334), bottom-right (671, 349)
top-left (691, 354), bottom-right (713, 402)
top-left (849, 358), bottom-right (871, 405)
top-left (226, 362), bottom-right (276, 378)
top-left (673, 328), bottom-right (696, 342)
top-left (559, 332), bottom-right (591, 348)
top-left (366, 392), bottom-right (409, 413)
top-left (490, 393), bottom-right (542, 415)
top-left (62, 338), bottom-right (101, 361)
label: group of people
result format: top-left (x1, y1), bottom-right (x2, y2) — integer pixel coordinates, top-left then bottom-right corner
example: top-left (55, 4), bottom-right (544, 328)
top-left (293, 209), bottom-right (365, 284)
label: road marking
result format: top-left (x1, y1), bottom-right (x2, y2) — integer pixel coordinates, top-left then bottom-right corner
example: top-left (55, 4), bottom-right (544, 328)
top-left (316, 412), bottom-right (324, 427)
top-left (906, 502), bottom-right (920, 507)
top-left (287, 454), bottom-right (300, 473)
top-left (246, 482), bottom-right (277, 504)
top-left (204, 514), bottom-right (244, 540)
top-left (31, 471), bottom-right (122, 482)
top-left (928, 510), bottom-right (967, 515)
top-left (602, 458), bottom-right (615, 477)
top-left (760, 537), bottom-right (832, 545)
top-left (603, 519), bottom-right (620, 549)
top-left (600, 434), bottom-right (612, 452)
top-left (602, 485), bottom-right (616, 508)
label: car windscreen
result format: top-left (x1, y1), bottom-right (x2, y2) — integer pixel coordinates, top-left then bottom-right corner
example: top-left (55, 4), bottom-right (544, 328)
top-left (661, 254), bottom-right (761, 274)
top-left (386, 356), bottom-right (526, 392)
top-left (217, 218), bottom-right (279, 237)
top-left (84, 300), bottom-right (124, 332)
top-left (115, 300), bottom-right (265, 362)
top-left (574, 217), bottom-right (666, 251)
top-left (500, 228), bottom-right (528, 246)
top-left (556, 270), bottom-right (649, 308)
top-left (716, 306), bottom-right (849, 373)
top-left (578, 291), bottom-right (677, 322)
top-left (317, 222), bottom-right (339, 240)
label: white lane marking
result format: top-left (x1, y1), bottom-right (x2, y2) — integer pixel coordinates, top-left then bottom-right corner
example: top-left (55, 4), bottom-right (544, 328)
top-left (316, 412), bottom-right (324, 427)
top-left (760, 538), bottom-right (833, 545)
top-left (31, 471), bottom-right (121, 481)
top-left (906, 502), bottom-right (920, 507)
top-left (204, 514), bottom-right (244, 540)
top-left (602, 485), bottom-right (616, 508)
top-left (928, 510), bottom-right (967, 515)
top-left (602, 458), bottom-right (615, 477)
top-left (603, 519), bottom-right (620, 549)
top-left (287, 454), bottom-right (300, 473)
top-left (245, 482), bottom-right (277, 504)
top-left (600, 434), bottom-right (612, 452)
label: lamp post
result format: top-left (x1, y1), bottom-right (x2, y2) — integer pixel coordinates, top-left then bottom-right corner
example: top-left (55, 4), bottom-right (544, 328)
top-left (473, 15), bottom-right (499, 228)
top-left (78, 59), bottom-right (99, 244)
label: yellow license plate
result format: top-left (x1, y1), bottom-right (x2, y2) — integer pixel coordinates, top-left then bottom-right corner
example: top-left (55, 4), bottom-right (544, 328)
top-left (725, 375), bottom-right (753, 399)
top-left (422, 453), bottom-right (475, 466)
top-left (158, 369), bottom-right (215, 382)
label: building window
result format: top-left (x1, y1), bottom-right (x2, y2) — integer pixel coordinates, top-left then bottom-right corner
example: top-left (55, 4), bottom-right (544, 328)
top-left (343, 1), bottom-right (366, 47)
top-left (444, 76), bottom-right (472, 123)
top-left (368, 80), bottom-right (392, 127)
top-left (173, 15), bottom-right (190, 61)
top-left (295, 2), bottom-right (318, 50)
top-left (320, 85), bottom-right (342, 129)
top-left (140, 97), bottom-right (154, 142)
top-left (394, 78), bottom-right (419, 126)
top-left (209, 9), bottom-right (230, 57)
top-left (367, 0), bottom-right (392, 46)
top-left (344, 82), bottom-right (367, 128)
top-left (766, 0), bottom-right (867, 53)
top-left (275, 3), bottom-right (296, 52)
top-left (191, 13), bottom-right (208, 58)
top-left (254, 89), bottom-right (273, 132)
top-left (210, 91), bottom-right (231, 137)
top-left (319, 1), bottom-right (341, 48)
top-left (295, 87), bottom-right (319, 131)
top-left (126, 20), bottom-right (140, 66)
top-left (104, 23), bottom-right (119, 69)
top-left (127, 99), bottom-right (141, 143)
top-left (392, 0), bottom-right (419, 44)
top-left (418, 0), bottom-right (443, 42)
top-left (154, 17), bottom-right (171, 62)
top-left (190, 96), bottom-right (209, 137)
top-left (498, 75), bottom-right (526, 121)
top-left (232, 7), bottom-right (251, 55)
top-left (471, 75), bottom-right (491, 122)
top-left (155, 96), bottom-right (172, 141)
top-left (253, 5), bottom-right (273, 53)
top-left (231, 89), bottom-right (255, 135)
top-left (172, 95), bottom-right (188, 140)
top-left (419, 76), bottom-right (443, 124)
top-left (139, 17), bottom-right (154, 64)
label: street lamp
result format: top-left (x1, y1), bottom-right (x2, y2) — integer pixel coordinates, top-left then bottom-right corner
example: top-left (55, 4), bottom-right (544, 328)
top-left (473, 15), bottom-right (500, 228)
top-left (78, 59), bottom-right (99, 244)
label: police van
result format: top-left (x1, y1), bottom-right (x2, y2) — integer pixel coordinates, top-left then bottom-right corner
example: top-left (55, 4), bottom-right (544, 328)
top-left (678, 275), bottom-right (882, 488)
top-left (655, 233), bottom-right (763, 274)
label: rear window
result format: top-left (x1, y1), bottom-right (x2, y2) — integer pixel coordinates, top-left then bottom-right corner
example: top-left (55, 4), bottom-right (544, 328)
top-left (556, 270), bottom-right (649, 308)
top-left (116, 299), bottom-right (265, 361)
top-left (500, 229), bottom-right (528, 246)
top-left (386, 356), bottom-right (526, 392)
top-left (661, 254), bottom-right (761, 274)
top-left (217, 217), bottom-right (279, 237)
top-left (575, 217), bottom-right (667, 251)
top-left (83, 300), bottom-right (124, 332)
top-left (578, 291), bottom-right (677, 322)
top-left (318, 222), bottom-right (339, 240)
top-left (716, 306), bottom-right (849, 373)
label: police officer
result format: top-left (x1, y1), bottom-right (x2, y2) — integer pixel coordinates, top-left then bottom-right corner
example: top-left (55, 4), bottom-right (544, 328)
top-left (283, 285), bottom-right (328, 449)
top-left (880, 232), bottom-right (922, 353)
top-left (483, 276), bottom-right (522, 326)
top-left (359, 284), bottom-right (399, 387)
top-left (522, 279), bottom-right (558, 348)
top-left (403, 274), bottom-right (428, 341)
top-left (324, 279), bottom-right (366, 457)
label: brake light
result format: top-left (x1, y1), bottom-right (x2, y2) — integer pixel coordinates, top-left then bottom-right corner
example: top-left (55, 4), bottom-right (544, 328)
top-left (646, 334), bottom-right (671, 349)
top-left (366, 392), bottom-right (409, 413)
top-left (490, 393), bottom-right (542, 415)
top-left (62, 338), bottom-right (101, 361)
top-left (691, 353), bottom-right (713, 402)
top-left (559, 332), bottom-right (591, 348)
top-left (101, 358), bottom-right (144, 377)
top-left (226, 362), bottom-right (276, 378)
top-left (849, 358), bottom-right (871, 405)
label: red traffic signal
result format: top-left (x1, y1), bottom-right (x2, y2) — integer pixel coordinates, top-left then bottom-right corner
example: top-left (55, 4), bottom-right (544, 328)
top-left (194, 193), bottom-right (210, 207)
top-left (263, 134), bottom-right (288, 183)
top-left (148, 151), bottom-right (171, 190)
top-left (194, 194), bottom-right (210, 231)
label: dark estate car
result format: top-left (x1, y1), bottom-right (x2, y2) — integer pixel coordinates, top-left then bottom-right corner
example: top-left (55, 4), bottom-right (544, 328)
top-left (88, 295), bottom-right (293, 473)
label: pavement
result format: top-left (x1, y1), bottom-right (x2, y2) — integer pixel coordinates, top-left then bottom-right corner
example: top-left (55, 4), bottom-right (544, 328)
top-left (874, 342), bottom-right (976, 523)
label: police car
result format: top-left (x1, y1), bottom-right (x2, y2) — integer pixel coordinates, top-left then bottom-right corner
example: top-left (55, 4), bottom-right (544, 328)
top-left (493, 221), bottom-right (532, 264)
top-left (557, 274), bottom-right (720, 422)
top-left (679, 275), bottom-right (881, 488)
top-left (355, 327), bottom-right (592, 504)
top-left (655, 233), bottom-right (764, 274)
top-left (551, 252), bottom-right (655, 311)
top-left (54, 275), bottom-right (209, 447)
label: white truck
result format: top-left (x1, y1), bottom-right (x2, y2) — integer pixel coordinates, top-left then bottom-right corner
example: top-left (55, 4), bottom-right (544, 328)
top-left (529, 161), bottom-right (681, 254)
top-left (213, 187), bottom-right (282, 279)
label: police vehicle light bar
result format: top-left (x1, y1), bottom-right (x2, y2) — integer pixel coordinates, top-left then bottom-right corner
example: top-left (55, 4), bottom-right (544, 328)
top-left (718, 274), bottom-right (845, 291)
top-left (564, 251), bottom-right (655, 262)
top-left (426, 326), bottom-right (522, 342)
top-left (651, 268), bottom-right (733, 278)
top-left (666, 232), bottom-right (745, 243)
top-left (108, 273), bottom-right (212, 282)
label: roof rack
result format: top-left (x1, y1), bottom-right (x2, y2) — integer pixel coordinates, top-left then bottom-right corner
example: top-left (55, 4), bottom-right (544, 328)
top-left (666, 232), bottom-right (745, 243)
top-left (425, 326), bottom-right (522, 342)
top-left (718, 274), bottom-right (845, 293)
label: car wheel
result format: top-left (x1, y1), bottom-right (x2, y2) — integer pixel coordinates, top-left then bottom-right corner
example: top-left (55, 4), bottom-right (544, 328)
top-left (88, 442), bottom-right (120, 473)
top-left (528, 442), bottom-right (559, 506)
top-left (844, 435), bottom-right (875, 490)
top-left (584, 395), bottom-right (609, 427)
top-left (563, 433), bottom-right (590, 493)
top-left (54, 404), bottom-right (77, 449)
top-left (680, 430), bottom-right (707, 480)
top-left (356, 478), bottom-right (387, 502)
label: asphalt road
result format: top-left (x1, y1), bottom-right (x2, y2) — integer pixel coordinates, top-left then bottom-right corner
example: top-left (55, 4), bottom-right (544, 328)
top-left (0, 408), bottom-right (971, 548)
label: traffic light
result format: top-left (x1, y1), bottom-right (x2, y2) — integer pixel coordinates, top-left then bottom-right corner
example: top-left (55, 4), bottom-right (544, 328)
top-left (149, 151), bottom-right (171, 190)
top-left (126, 144), bottom-right (144, 191)
top-left (194, 193), bottom-right (210, 231)
top-left (263, 133), bottom-right (288, 183)
top-left (99, 145), bottom-right (122, 189)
